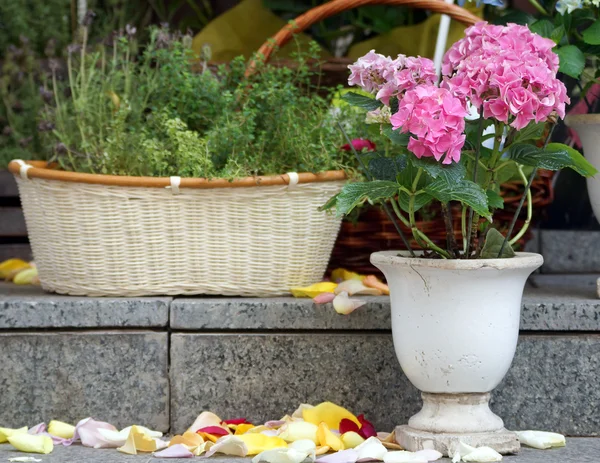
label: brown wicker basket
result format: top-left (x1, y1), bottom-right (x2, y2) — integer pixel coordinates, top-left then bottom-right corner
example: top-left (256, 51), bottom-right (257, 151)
top-left (251, 0), bottom-right (554, 276)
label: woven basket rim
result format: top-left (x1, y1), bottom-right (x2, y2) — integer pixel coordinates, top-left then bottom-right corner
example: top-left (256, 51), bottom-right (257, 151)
top-left (8, 160), bottom-right (347, 189)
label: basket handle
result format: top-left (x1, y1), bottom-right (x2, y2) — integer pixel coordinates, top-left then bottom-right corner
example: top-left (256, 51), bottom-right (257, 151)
top-left (246, 0), bottom-right (481, 76)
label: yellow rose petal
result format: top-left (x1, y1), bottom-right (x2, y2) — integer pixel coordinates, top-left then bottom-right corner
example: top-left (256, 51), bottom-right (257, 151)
top-left (302, 402), bottom-right (360, 429)
top-left (235, 423), bottom-right (256, 435)
top-left (331, 268), bottom-right (364, 282)
top-left (193, 441), bottom-right (214, 456)
top-left (290, 282), bottom-right (338, 298)
top-left (342, 431), bottom-right (365, 449)
top-left (0, 427), bottom-right (28, 444)
top-left (198, 432), bottom-right (220, 443)
top-left (237, 433), bottom-right (288, 455)
top-left (117, 425), bottom-right (157, 455)
top-left (169, 431), bottom-right (204, 448)
top-left (7, 434), bottom-right (53, 455)
top-left (13, 268), bottom-right (38, 285)
top-left (317, 423), bottom-right (344, 451)
top-left (315, 445), bottom-right (330, 456)
top-left (279, 422), bottom-right (319, 444)
top-left (48, 420), bottom-right (75, 439)
top-left (0, 259), bottom-right (30, 279)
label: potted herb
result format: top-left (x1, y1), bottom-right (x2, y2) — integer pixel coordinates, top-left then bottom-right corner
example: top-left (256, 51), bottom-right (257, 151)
top-left (325, 22), bottom-right (596, 456)
top-left (9, 25), bottom-right (361, 296)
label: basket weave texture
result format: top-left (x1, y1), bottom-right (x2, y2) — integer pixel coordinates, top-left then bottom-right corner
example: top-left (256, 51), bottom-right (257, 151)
top-left (12, 163), bottom-right (344, 296)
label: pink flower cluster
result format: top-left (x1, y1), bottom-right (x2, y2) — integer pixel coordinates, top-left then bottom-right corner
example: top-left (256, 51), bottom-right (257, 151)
top-left (348, 51), bottom-right (436, 105)
top-left (442, 22), bottom-right (569, 130)
top-left (390, 85), bottom-right (468, 165)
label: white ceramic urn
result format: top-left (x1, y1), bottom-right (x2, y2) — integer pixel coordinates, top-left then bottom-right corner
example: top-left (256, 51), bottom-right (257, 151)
top-left (371, 251), bottom-right (543, 456)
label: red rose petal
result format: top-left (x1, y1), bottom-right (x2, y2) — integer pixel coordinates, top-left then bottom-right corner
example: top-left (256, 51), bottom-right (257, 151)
top-left (357, 414), bottom-right (377, 439)
top-left (222, 418), bottom-right (250, 425)
top-left (197, 426), bottom-right (229, 436)
top-left (339, 418), bottom-right (360, 434)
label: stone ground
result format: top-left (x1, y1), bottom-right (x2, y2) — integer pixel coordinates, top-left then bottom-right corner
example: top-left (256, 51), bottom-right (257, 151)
top-left (1, 440), bottom-right (599, 463)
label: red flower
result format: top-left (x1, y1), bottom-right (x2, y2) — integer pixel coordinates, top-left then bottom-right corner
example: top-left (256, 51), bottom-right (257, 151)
top-left (341, 138), bottom-right (376, 152)
top-left (339, 415), bottom-right (377, 439)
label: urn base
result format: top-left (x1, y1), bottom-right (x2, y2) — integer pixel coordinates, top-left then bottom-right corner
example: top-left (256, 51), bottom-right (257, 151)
top-left (395, 425), bottom-right (520, 457)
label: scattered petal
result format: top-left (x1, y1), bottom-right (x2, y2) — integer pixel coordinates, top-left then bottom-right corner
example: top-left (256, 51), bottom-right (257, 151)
top-left (313, 293), bottom-right (336, 304)
top-left (382, 442), bottom-right (403, 450)
top-left (279, 422), bottom-right (319, 444)
top-left (197, 426), bottom-right (230, 436)
top-left (315, 446), bottom-right (330, 456)
top-left (197, 432), bottom-right (220, 443)
top-left (7, 434), bottom-right (53, 454)
top-left (204, 435), bottom-right (248, 457)
top-left (8, 458), bottom-right (42, 462)
top-left (339, 420), bottom-right (360, 435)
top-left (27, 424), bottom-right (46, 435)
top-left (238, 433), bottom-right (288, 455)
top-left (265, 421), bottom-right (288, 429)
top-left (154, 443), bottom-right (194, 458)
top-left (415, 450), bottom-right (443, 462)
top-left (357, 415), bottom-right (376, 439)
top-left (303, 403), bottom-right (360, 430)
top-left (193, 441), bottom-right (214, 456)
top-left (117, 425), bottom-right (157, 455)
top-left (48, 420), bottom-right (75, 439)
top-left (515, 431), bottom-right (566, 450)
top-left (289, 439), bottom-right (317, 454)
top-left (261, 430), bottom-right (281, 437)
top-left (235, 424), bottom-right (257, 435)
top-left (383, 451), bottom-right (427, 463)
top-left (317, 423), bottom-right (344, 451)
top-left (341, 432), bottom-right (365, 449)
top-left (169, 431), bottom-right (204, 448)
top-left (333, 292), bottom-right (367, 315)
top-left (13, 268), bottom-right (38, 285)
top-left (292, 404), bottom-right (315, 420)
top-left (188, 412), bottom-right (224, 433)
top-left (316, 448), bottom-right (359, 463)
top-left (0, 427), bottom-right (28, 443)
top-left (461, 447), bottom-right (502, 462)
top-left (363, 276), bottom-right (389, 295)
top-left (331, 269), bottom-right (364, 283)
top-left (74, 418), bottom-right (118, 449)
top-left (291, 283), bottom-right (338, 298)
top-left (355, 436), bottom-right (388, 462)
top-left (0, 259), bottom-right (31, 279)
top-left (252, 448), bottom-right (312, 463)
top-left (223, 418), bottom-right (251, 425)
top-left (377, 432), bottom-right (393, 443)
top-left (335, 280), bottom-right (381, 296)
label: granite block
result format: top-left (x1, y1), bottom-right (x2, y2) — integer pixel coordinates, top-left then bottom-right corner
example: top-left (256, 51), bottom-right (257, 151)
top-left (171, 333), bottom-right (600, 436)
top-left (540, 230), bottom-right (600, 273)
top-left (0, 283), bottom-right (170, 328)
top-left (1, 439), bottom-right (599, 463)
top-left (171, 275), bottom-right (600, 331)
top-left (0, 331), bottom-right (169, 431)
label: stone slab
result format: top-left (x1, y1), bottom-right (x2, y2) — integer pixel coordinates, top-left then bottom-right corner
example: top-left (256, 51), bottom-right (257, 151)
top-left (0, 207), bottom-right (26, 236)
top-left (170, 333), bottom-right (600, 436)
top-left (171, 275), bottom-right (600, 331)
top-left (540, 230), bottom-right (600, 273)
top-left (0, 331), bottom-right (169, 431)
top-left (0, 439), bottom-right (597, 463)
top-left (0, 283), bottom-right (170, 328)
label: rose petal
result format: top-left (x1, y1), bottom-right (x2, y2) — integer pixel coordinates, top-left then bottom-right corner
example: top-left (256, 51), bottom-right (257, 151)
top-left (303, 402), bottom-right (360, 430)
top-left (289, 439), bottom-right (317, 454)
top-left (188, 411), bottom-right (224, 433)
top-left (383, 451), bottom-right (427, 463)
top-left (291, 283), bottom-right (338, 298)
top-left (376, 433), bottom-right (391, 442)
top-left (265, 420), bottom-right (288, 429)
top-left (47, 420), bottom-right (75, 439)
top-left (355, 437), bottom-right (388, 462)
top-left (363, 275), bottom-right (389, 295)
top-left (27, 424), bottom-right (46, 435)
top-left (415, 449), bottom-right (443, 462)
top-left (461, 447), bottom-right (502, 462)
top-left (382, 443), bottom-right (402, 450)
top-left (204, 435), bottom-right (248, 457)
top-left (7, 434), bottom-right (53, 455)
top-left (357, 415), bottom-right (377, 439)
top-left (75, 418), bottom-right (118, 449)
top-left (331, 269), bottom-right (364, 283)
top-left (237, 433), bottom-right (288, 455)
top-left (198, 426), bottom-right (230, 436)
top-left (315, 446), bottom-right (330, 456)
top-left (333, 292), bottom-right (367, 315)
top-left (339, 420), bottom-right (360, 435)
top-left (335, 280), bottom-right (381, 296)
top-left (8, 458), bottom-right (42, 462)
top-left (194, 441), bottom-right (214, 456)
top-left (279, 422), bottom-right (319, 444)
top-left (235, 424), bottom-right (256, 435)
top-left (316, 449), bottom-right (359, 463)
top-left (292, 404), bottom-right (315, 420)
top-left (341, 432), bottom-right (365, 449)
top-left (252, 448), bottom-right (312, 463)
top-left (317, 423), bottom-right (344, 451)
top-left (313, 293), bottom-right (336, 304)
top-left (0, 427), bottom-right (28, 443)
top-left (515, 430), bottom-right (566, 450)
top-left (170, 431), bottom-right (204, 448)
top-left (224, 418), bottom-right (251, 425)
top-left (154, 443), bottom-right (194, 458)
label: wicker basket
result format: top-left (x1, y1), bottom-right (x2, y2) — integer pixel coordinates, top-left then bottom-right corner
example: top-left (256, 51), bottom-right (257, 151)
top-left (9, 161), bottom-right (345, 296)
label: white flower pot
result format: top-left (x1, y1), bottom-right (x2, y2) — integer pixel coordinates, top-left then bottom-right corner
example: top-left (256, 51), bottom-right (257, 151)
top-left (371, 251), bottom-right (543, 456)
top-left (565, 114), bottom-right (600, 221)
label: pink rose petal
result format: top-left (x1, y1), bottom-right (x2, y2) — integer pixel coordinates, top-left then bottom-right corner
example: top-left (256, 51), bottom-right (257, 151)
top-left (28, 423), bottom-right (46, 435)
top-left (154, 444), bottom-right (194, 458)
top-left (265, 420), bottom-right (287, 429)
top-left (316, 449), bottom-right (359, 463)
top-left (75, 418), bottom-right (119, 448)
top-left (313, 293), bottom-right (336, 304)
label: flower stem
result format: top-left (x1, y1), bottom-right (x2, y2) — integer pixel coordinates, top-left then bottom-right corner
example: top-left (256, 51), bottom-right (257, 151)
top-left (465, 110), bottom-right (485, 257)
top-left (528, 0), bottom-right (549, 15)
top-left (442, 203), bottom-right (459, 257)
top-left (509, 165), bottom-right (533, 246)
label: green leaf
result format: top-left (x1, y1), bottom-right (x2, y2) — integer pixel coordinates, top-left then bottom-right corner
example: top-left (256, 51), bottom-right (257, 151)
top-left (425, 179), bottom-right (491, 220)
top-left (551, 25), bottom-right (566, 44)
top-left (530, 19), bottom-right (554, 38)
top-left (411, 157), bottom-right (466, 184)
top-left (507, 143), bottom-right (598, 177)
top-left (546, 143), bottom-right (598, 177)
top-left (556, 45), bottom-right (586, 79)
top-left (341, 92), bottom-right (383, 111)
top-left (480, 228), bottom-right (515, 259)
top-left (382, 126), bottom-right (410, 146)
top-left (390, 96), bottom-right (399, 114)
top-left (319, 193), bottom-right (339, 212)
top-left (514, 121), bottom-right (546, 143)
top-left (397, 191), bottom-right (433, 213)
top-left (486, 190), bottom-right (504, 210)
top-left (583, 19), bottom-right (600, 45)
top-left (334, 181), bottom-right (399, 217)
top-left (368, 155), bottom-right (407, 181)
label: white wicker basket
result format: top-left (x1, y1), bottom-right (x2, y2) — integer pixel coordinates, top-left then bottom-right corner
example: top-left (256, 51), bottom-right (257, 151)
top-left (10, 161), bottom-right (345, 296)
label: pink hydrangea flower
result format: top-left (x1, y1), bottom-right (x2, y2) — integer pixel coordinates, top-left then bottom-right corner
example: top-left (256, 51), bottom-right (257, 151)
top-left (348, 52), bottom-right (436, 104)
top-left (390, 85), bottom-right (468, 164)
top-left (442, 22), bottom-right (568, 130)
